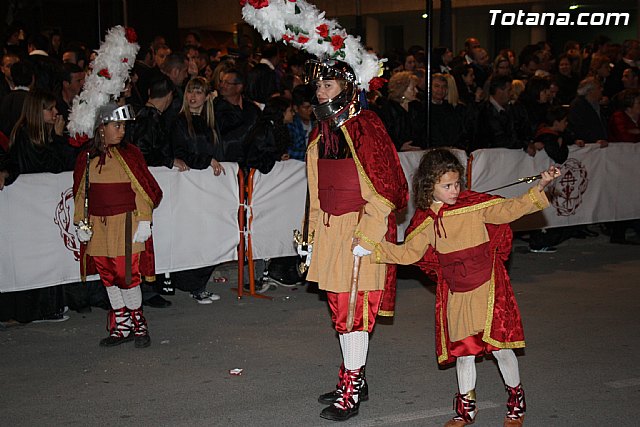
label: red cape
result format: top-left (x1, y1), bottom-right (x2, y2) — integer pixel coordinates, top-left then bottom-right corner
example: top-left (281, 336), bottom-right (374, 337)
top-left (73, 143), bottom-right (163, 282)
top-left (311, 110), bottom-right (409, 316)
top-left (405, 190), bottom-right (525, 365)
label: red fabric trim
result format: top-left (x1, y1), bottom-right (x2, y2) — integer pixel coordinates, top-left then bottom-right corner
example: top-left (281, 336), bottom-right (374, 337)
top-left (449, 332), bottom-right (500, 358)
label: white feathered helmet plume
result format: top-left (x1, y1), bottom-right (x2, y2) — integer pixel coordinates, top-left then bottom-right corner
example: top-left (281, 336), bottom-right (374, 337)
top-left (239, 0), bottom-right (386, 93)
top-left (67, 26), bottom-right (139, 144)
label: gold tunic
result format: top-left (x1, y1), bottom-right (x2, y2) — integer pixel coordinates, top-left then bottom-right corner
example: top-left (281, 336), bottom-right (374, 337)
top-left (305, 130), bottom-right (393, 293)
top-left (375, 187), bottom-right (549, 341)
top-left (73, 147), bottom-right (153, 257)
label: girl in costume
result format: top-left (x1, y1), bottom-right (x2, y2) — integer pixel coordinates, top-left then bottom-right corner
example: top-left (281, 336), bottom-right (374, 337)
top-left (375, 148), bottom-right (560, 427)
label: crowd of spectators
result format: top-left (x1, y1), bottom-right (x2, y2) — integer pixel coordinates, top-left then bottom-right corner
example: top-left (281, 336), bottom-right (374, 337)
top-left (430, 35), bottom-right (640, 251)
top-left (0, 23), bottom-right (637, 324)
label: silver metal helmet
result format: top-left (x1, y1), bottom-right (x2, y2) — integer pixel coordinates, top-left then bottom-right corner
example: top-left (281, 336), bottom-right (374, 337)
top-left (94, 102), bottom-right (135, 130)
top-left (304, 59), bottom-right (361, 127)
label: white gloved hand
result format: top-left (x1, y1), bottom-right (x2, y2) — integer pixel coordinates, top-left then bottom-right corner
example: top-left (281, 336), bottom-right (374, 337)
top-left (297, 244), bottom-right (312, 257)
top-left (352, 244), bottom-right (372, 257)
top-left (133, 221), bottom-right (152, 243)
top-left (76, 221), bottom-right (93, 243)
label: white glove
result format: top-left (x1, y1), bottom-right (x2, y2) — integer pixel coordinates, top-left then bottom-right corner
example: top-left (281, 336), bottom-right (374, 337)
top-left (76, 221), bottom-right (93, 243)
top-left (352, 244), bottom-right (372, 257)
top-left (297, 244), bottom-right (312, 257)
top-left (133, 221), bottom-right (152, 243)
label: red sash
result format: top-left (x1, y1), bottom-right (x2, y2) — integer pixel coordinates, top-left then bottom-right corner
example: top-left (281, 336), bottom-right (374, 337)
top-left (437, 242), bottom-right (492, 292)
top-left (317, 158), bottom-right (366, 216)
top-left (89, 183), bottom-right (136, 216)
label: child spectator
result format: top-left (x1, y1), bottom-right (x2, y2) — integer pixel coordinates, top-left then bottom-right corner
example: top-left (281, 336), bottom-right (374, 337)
top-left (287, 84), bottom-right (315, 161)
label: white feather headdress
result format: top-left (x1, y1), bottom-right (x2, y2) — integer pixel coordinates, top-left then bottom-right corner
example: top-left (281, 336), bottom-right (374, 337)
top-left (68, 26), bottom-right (139, 140)
top-left (240, 0), bottom-right (384, 92)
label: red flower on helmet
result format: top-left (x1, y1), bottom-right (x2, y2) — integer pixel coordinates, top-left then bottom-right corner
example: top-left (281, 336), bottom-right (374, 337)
top-left (125, 27), bottom-right (137, 43)
top-left (69, 134), bottom-right (89, 147)
top-left (368, 77), bottom-right (387, 92)
top-left (297, 35), bottom-right (309, 44)
top-left (240, 0), bottom-right (269, 8)
top-left (98, 68), bottom-right (112, 79)
top-left (316, 24), bottom-right (329, 38)
top-left (283, 33), bottom-right (294, 43)
top-left (330, 35), bottom-right (345, 51)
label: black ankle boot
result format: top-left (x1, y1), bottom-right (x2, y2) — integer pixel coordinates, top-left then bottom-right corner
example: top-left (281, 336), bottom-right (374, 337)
top-left (319, 364), bottom-right (368, 404)
top-left (319, 368), bottom-right (363, 421)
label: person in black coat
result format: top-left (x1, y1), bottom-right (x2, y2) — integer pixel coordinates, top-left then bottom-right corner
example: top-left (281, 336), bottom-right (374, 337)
top-left (214, 69), bottom-right (261, 162)
top-left (0, 89), bottom-right (74, 323)
top-left (472, 75), bottom-right (527, 151)
top-left (377, 71), bottom-right (425, 151)
top-left (567, 77), bottom-right (609, 147)
top-left (131, 75), bottom-right (175, 168)
top-left (242, 95), bottom-right (293, 174)
top-left (171, 76), bottom-right (225, 173)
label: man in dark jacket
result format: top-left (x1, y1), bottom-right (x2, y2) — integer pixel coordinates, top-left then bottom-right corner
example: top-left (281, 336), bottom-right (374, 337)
top-left (472, 75), bottom-right (527, 150)
top-left (214, 69), bottom-right (260, 162)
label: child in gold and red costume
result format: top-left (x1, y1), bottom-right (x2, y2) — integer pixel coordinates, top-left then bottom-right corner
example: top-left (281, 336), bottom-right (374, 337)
top-left (73, 103), bottom-right (162, 348)
top-left (374, 148), bottom-right (560, 427)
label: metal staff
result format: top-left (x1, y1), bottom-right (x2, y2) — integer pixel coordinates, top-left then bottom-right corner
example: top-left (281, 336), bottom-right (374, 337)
top-left (484, 174), bottom-right (541, 193)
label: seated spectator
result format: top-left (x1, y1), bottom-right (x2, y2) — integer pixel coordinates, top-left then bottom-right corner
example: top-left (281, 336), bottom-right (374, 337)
top-left (567, 77), bottom-right (609, 147)
top-left (377, 71), bottom-right (425, 151)
top-left (472, 75), bottom-right (527, 150)
top-left (287, 84), bottom-right (315, 161)
top-left (608, 88), bottom-right (640, 142)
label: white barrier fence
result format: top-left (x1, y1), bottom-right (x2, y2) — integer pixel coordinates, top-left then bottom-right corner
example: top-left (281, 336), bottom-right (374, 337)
top-left (1, 144), bottom-right (639, 292)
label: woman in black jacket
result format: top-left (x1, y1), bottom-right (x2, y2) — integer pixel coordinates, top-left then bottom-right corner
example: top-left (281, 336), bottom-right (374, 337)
top-left (171, 76), bottom-right (225, 175)
top-left (377, 71), bottom-right (425, 151)
top-left (0, 89), bottom-right (74, 324)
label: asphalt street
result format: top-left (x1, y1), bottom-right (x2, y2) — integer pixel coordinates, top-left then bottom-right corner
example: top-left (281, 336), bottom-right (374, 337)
top-left (1, 231), bottom-right (639, 426)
